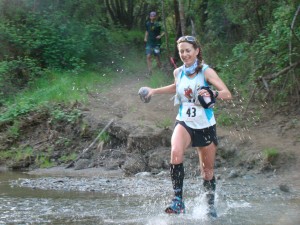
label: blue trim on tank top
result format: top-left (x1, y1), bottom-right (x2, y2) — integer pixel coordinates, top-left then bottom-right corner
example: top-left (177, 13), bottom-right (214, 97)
top-left (202, 65), bottom-right (213, 121)
top-left (204, 108), bottom-right (213, 121)
top-left (179, 104), bottom-right (183, 118)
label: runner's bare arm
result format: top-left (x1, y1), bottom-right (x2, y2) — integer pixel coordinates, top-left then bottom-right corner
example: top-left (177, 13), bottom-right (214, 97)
top-left (148, 83), bottom-right (176, 97)
top-left (204, 68), bottom-right (232, 100)
top-left (144, 31), bottom-right (148, 42)
top-left (145, 68), bottom-right (179, 98)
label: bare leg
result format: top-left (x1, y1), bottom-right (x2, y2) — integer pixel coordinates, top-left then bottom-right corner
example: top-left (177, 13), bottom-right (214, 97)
top-left (171, 124), bottom-right (191, 164)
top-left (197, 143), bottom-right (216, 180)
top-left (146, 54), bottom-right (152, 73)
top-left (155, 55), bottom-right (162, 68)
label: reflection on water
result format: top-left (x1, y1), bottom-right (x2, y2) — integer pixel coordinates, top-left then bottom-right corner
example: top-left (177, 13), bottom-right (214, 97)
top-left (1, 171), bottom-right (300, 225)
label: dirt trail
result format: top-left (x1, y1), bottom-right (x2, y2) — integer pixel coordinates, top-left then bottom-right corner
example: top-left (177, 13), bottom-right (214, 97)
top-left (87, 74), bottom-right (177, 127)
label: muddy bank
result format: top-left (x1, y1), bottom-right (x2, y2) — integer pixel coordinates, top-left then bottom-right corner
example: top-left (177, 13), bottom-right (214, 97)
top-left (1, 111), bottom-right (296, 177)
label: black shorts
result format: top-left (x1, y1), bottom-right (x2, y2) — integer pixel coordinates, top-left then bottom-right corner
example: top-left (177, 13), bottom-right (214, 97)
top-left (175, 121), bottom-right (218, 147)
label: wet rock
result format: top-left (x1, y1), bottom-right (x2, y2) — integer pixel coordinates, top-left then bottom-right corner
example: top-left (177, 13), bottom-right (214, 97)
top-left (243, 175), bottom-right (255, 180)
top-left (218, 145), bottom-right (237, 160)
top-left (122, 154), bottom-right (146, 175)
top-left (108, 121), bottom-right (172, 154)
top-left (155, 171), bottom-right (168, 177)
top-left (279, 184), bottom-right (290, 192)
top-left (97, 150), bottom-right (126, 170)
top-left (9, 156), bottom-right (33, 170)
top-left (146, 147), bottom-right (169, 171)
top-left (126, 129), bottom-right (172, 153)
top-left (74, 159), bottom-right (90, 170)
top-left (135, 172), bottom-right (151, 177)
top-left (228, 170), bottom-right (239, 179)
top-left (105, 161), bottom-right (121, 170)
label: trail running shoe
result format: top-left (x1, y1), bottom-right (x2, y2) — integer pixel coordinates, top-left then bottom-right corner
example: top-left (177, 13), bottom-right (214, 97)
top-left (207, 205), bottom-right (217, 218)
top-left (165, 196), bottom-right (185, 214)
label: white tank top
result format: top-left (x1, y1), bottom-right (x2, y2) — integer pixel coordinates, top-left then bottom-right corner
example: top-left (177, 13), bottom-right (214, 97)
top-left (175, 64), bottom-right (216, 129)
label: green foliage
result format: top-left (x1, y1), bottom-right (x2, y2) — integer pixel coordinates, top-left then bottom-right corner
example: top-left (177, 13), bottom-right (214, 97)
top-left (218, 2), bottom-right (299, 104)
top-left (0, 146), bottom-right (33, 162)
top-left (0, 0), bottom-right (124, 102)
top-left (0, 57), bottom-right (42, 104)
top-left (99, 132), bottom-right (110, 143)
top-left (15, 146), bottom-right (33, 161)
top-left (0, 70), bottom-right (116, 122)
top-left (155, 117), bottom-right (173, 129)
top-left (0, 146), bottom-right (56, 168)
top-left (51, 108), bottom-right (82, 124)
top-left (0, 149), bottom-right (15, 161)
top-left (34, 147), bottom-right (56, 168)
top-left (147, 70), bottom-right (173, 88)
top-left (55, 137), bottom-right (71, 148)
top-left (59, 153), bottom-right (77, 163)
top-left (0, 98), bottom-right (37, 122)
top-left (216, 114), bottom-right (234, 126)
top-left (0, 0), bottom-right (299, 118)
top-left (0, 1), bottom-right (112, 70)
top-left (7, 120), bottom-right (21, 139)
top-left (251, 5), bottom-right (296, 75)
top-left (35, 154), bottom-right (55, 168)
top-left (263, 147), bottom-right (279, 164)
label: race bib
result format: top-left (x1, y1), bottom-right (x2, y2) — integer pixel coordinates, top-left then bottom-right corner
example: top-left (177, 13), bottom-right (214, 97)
top-left (181, 102), bottom-right (202, 122)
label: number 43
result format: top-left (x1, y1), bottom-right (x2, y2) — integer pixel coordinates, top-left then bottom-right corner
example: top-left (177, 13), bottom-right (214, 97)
top-left (186, 107), bottom-right (196, 117)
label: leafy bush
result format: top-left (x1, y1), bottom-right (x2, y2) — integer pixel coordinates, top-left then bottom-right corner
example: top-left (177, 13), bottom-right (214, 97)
top-left (0, 57), bottom-right (42, 104)
top-left (220, 4), bottom-right (300, 104)
top-left (263, 148), bottom-right (279, 164)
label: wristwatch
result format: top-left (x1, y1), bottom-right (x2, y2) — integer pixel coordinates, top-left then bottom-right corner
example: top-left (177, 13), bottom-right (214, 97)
top-left (214, 91), bottom-right (219, 98)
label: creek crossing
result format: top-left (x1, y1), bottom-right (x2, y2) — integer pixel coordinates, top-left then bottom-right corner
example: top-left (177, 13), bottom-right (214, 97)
top-left (1, 169), bottom-right (300, 225)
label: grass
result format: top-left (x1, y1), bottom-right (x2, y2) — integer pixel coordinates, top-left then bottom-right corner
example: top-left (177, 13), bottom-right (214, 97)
top-left (155, 117), bottom-right (173, 129)
top-left (0, 147), bottom-right (33, 165)
top-left (147, 69), bottom-right (173, 88)
top-left (0, 45), bottom-right (150, 124)
top-left (263, 147), bottom-right (279, 163)
top-left (0, 63), bottom-right (127, 123)
top-left (59, 153), bottom-right (77, 163)
top-left (7, 120), bottom-right (21, 138)
top-left (99, 131), bottom-right (110, 143)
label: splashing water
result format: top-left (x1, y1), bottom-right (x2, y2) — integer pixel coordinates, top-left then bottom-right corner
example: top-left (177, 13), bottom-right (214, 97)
top-left (1, 171), bottom-right (300, 225)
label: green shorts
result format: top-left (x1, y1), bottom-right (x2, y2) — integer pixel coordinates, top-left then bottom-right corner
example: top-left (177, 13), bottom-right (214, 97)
top-left (145, 44), bottom-right (160, 56)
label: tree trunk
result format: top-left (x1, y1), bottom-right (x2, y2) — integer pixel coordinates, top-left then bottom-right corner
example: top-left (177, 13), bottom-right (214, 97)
top-left (173, 0), bottom-right (181, 61)
top-left (178, 0), bottom-right (186, 36)
top-left (161, 0), bottom-right (170, 56)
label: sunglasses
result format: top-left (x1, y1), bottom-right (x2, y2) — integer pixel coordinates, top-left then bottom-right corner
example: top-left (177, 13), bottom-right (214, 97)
top-left (177, 36), bottom-right (197, 44)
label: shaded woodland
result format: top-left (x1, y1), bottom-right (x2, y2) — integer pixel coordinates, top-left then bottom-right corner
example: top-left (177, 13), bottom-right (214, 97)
top-left (0, 0), bottom-right (299, 109)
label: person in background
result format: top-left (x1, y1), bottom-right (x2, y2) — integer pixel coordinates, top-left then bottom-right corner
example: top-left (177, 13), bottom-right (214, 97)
top-left (144, 11), bottom-right (164, 76)
top-left (139, 35), bottom-right (232, 218)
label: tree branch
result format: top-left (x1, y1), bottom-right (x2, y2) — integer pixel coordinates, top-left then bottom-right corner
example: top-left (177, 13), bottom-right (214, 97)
top-left (65, 119), bottom-right (114, 169)
top-left (256, 61), bottom-right (300, 82)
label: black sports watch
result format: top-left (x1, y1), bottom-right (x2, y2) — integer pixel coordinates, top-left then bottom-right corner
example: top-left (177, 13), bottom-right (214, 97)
top-left (214, 90), bottom-right (219, 98)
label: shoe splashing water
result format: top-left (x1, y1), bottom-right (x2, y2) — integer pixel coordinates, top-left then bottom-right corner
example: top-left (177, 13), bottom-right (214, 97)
top-left (165, 197), bottom-right (185, 214)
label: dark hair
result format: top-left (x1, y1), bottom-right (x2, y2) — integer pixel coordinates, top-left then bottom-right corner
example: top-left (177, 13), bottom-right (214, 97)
top-left (177, 36), bottom-right (203, 73)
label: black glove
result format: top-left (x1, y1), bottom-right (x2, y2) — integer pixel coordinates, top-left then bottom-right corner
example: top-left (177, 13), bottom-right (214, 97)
top-left (197, 86), bottom-right (215, 109)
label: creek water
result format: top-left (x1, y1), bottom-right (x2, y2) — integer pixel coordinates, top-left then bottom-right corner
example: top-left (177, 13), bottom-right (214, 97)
top-left (1, 171), bottom-right (300, 225)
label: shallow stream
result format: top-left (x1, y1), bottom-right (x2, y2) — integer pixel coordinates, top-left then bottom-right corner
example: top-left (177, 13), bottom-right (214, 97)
top-left (1, 171), bottom-right (300, 225)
